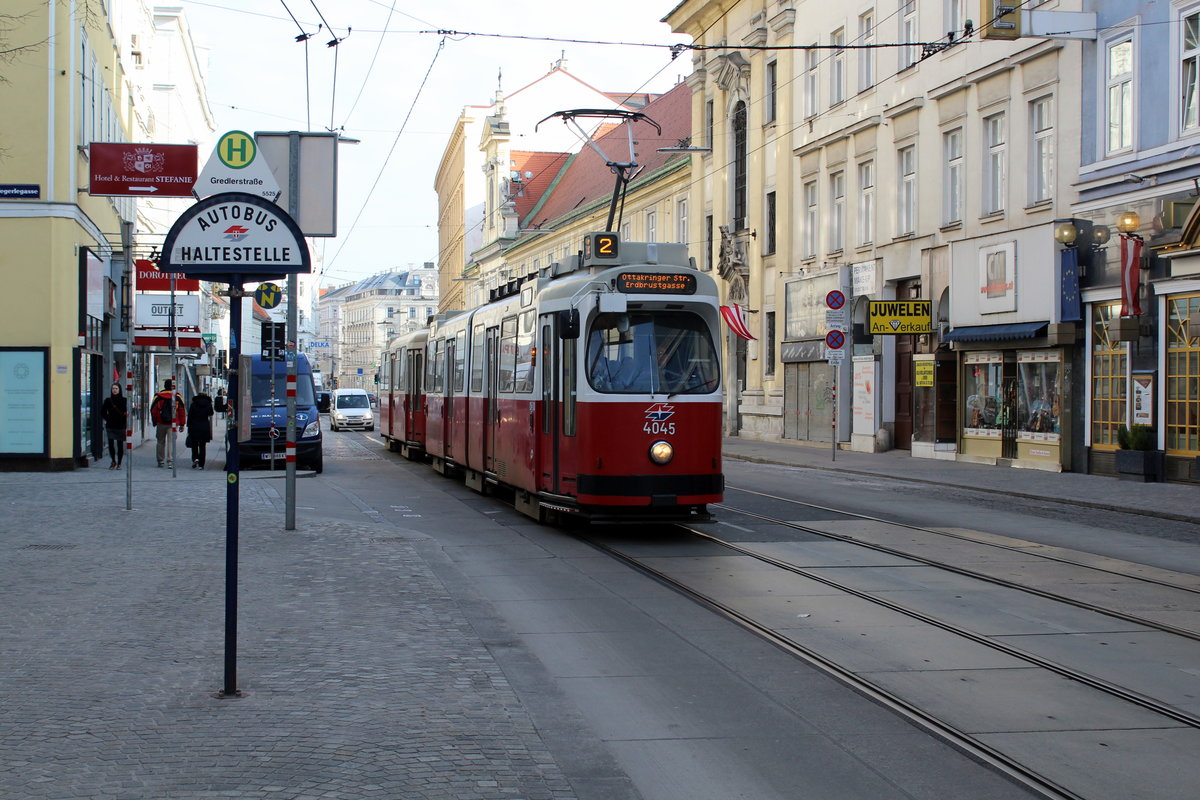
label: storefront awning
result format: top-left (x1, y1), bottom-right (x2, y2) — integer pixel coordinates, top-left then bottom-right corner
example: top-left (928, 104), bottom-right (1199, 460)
top-left (943, 322), bottom-right (1046, 343)
top-left (132, 331), bottom-right (205, 350)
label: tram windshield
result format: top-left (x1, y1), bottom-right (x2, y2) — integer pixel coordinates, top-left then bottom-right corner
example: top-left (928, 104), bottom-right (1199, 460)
top-left (586, 311), bottom-right (720, 395)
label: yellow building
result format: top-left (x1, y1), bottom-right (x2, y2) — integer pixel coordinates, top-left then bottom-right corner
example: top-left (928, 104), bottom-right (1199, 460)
top-left (0, 4), bottom-right (137, 466)
top-left (0, 3), bottom-right (212, 468)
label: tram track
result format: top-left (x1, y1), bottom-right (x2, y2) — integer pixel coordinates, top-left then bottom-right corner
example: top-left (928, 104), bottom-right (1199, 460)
top-left (580, 530), bottom-right (1087, 800)
top-left (577, 512), bottom-right (1200, 800)
top-left (718, 485), bottom-right (1200, 641)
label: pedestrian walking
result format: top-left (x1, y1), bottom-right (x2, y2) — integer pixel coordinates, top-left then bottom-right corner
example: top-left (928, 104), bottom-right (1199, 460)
top-left (214, 387), bottom-right (228, 417)
top-left (99, 382), bottom-right (127, 470)
top-left (186, 392), bottom-right (214, 469)
top-left (150, 379), bottom-right (186, 468)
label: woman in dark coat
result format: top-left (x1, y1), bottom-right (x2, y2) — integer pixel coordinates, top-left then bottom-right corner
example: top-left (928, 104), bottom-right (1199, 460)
top-left (99, 382), bottom-right (128, 469)
top-left (186, 393), bottom-right (215, 469)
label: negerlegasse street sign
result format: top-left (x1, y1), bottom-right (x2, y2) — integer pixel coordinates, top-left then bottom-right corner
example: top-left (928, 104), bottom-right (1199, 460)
top-left (159, 192), bottom-right (310, 277)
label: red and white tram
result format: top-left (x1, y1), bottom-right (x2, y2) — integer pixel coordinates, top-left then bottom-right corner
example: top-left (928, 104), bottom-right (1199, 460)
top-left (380, 233), bottom-right (723, 523)
top-left (378, 329), bottom-right (428, 460)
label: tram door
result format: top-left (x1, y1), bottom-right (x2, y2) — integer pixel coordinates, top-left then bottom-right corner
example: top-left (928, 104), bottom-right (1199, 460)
top-left (443, 336), bottom-right (457, 461)
top-left (484, 326), bottom-right (500, 472)
top-left (387, 352), bottom-right (398, 436)
top-left (537, 315), bottom-right (559, 493)
top-left (405, 346), bottom-right (423, 440)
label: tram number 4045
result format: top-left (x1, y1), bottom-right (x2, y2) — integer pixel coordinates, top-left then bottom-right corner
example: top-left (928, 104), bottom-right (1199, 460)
top-left (643, 421), bottom-right (677, 435)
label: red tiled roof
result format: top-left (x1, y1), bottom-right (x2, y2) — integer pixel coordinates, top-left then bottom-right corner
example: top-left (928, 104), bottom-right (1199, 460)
top-left (507, 151), bottom-right (571, 220)
top-left (603, 92), bottom-right (660, 110)
top-left (520, 81), bottom-right (692, 231)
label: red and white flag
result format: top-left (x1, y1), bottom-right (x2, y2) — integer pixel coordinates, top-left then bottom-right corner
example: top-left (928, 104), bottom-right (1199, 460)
top-left (720, 304), bottom-right (756, 340)
top-left (1120, 233), bottom-right (1143, 317)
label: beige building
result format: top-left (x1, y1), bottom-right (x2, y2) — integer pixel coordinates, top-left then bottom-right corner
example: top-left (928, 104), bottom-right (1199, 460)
top-left (434, 62), bottom-right (657, 312)
top-left (666, 0), bottom-right (1084, 470)
top-left (465, 83), bottom-right (694, 309)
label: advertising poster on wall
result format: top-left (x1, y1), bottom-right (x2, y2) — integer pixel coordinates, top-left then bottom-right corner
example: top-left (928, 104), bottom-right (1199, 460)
top-left (852, 357), bottom-right (876, 433)
top-left (0, 349), bottom-right (48, 455)
top-left (1132, 373), bottom-right (1154, 426)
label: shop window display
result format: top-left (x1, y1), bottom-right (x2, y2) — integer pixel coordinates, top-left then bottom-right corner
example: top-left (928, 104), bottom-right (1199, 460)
top-left (963, 353), bottom-right (1003, 436)
top-left (1017, 351), bottom-right (1062, 442)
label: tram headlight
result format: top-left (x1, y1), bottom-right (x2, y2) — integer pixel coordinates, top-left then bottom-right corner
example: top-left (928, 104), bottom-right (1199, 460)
top-left (649, 440), bottom-right (674, 465)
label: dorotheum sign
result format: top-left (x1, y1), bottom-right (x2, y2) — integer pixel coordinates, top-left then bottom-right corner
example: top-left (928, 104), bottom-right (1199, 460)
top-left (159, 192), bottom-right (310, 276)
top-left (867, 300), bottom-right (933, 335)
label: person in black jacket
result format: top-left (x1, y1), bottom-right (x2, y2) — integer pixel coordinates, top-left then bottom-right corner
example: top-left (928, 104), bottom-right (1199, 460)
top-left (99, 382), bottom-right (128, 470)
top-left (186, 393), bottom-right (215, 469)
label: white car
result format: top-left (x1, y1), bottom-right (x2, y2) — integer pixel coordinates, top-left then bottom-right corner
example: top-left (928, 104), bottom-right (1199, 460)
top-left (329, 388), bottom-right (374, 431)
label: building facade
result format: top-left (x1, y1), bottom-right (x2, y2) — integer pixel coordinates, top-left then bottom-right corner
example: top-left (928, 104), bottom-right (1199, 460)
top-left (664, 0), bottom-right (1129, 477)
top-left (0, 1), bottom-right (213, 469)
top-left (434, 62), bottom-right (655, 312)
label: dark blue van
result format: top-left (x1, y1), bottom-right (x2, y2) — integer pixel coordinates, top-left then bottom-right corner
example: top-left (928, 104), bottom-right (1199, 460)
top-left (241, 353), bottom-right (323, 473)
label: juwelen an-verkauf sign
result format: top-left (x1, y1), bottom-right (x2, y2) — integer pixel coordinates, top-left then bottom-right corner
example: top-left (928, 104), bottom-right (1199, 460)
top-left (89, 143), bottom-right (198, 197)
top-left (159, 192), bottom-right (310, 277)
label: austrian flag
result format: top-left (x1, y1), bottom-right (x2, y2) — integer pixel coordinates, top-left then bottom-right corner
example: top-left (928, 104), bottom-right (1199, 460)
top-left (720, 303), bottom-right (757, 340)
top-left (1119, 233), bottom-right (1143, 317)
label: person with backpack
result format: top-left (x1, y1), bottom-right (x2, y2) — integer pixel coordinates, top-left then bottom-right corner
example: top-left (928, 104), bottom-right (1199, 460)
top-left (151, 379), bottom-right (186, 468)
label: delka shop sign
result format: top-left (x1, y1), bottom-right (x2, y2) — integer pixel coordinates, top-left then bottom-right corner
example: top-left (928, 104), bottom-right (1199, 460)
top-left (194, 130), bottom-right (281, 202)
top-left (159, 192), bottom-right (310, 276)
top-left (89, 143), bottom-right (198, 197)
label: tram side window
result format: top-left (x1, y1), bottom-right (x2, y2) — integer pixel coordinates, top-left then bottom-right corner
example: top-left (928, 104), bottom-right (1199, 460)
top-left (499, 316), bottom-right (518, 392)
top-left (470, 324), bottom-right (485, 392)
top-left (428, 339), bottom-right (444, 393)
top-left (514, 310), bottom-right (535, 393)
top-left (586, 311), bottom-right (719, 395)
top-left (453, 330), bottom-right (467, 392)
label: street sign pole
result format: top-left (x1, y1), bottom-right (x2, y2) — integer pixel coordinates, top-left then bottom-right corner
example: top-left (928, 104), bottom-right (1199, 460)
top-left (832, 370), bottom-right (837, 463)
top-left (285, 133), bottom-right (300, 531)
top-left (121, 220), bottom-right (134, 510)
top-left (160, 191), bottom-right (310, 699)
top-left (223, 281), bottom-right (243, 698)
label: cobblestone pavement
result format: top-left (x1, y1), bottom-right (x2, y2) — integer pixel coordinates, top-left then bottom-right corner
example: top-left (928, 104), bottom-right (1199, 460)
top-left (0, 464), bottom-right (578, 800)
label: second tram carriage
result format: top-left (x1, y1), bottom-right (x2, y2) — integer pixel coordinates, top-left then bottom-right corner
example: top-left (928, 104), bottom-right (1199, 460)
top-left (379, 233), bottom-right (723, 523)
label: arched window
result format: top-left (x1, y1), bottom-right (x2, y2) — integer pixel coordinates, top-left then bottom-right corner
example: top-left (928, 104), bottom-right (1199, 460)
top-left (732, 101), bottom-right (748, 231)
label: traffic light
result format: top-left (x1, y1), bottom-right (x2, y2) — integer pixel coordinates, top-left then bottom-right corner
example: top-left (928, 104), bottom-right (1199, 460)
top-left (980, 0), bottom-right (1021, 40)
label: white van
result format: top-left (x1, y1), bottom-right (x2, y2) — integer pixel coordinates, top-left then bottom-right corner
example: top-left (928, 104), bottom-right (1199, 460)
top-left (330, 388), bottom-right (374, 431)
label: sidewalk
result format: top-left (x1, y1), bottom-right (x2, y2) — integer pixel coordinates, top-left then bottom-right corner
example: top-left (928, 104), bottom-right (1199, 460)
top-left (0, 438), bottom-right (588, 800)
top-left (721, 437), bottom-right (1198, 522)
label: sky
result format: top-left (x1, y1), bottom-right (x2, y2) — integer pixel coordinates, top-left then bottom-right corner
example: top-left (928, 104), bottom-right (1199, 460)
top-left (178, 0), bottom-right (691, 288)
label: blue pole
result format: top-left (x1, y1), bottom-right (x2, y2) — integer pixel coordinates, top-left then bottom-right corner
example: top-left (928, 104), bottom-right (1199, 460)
top-left (222, 278), bottom-right (242, 697)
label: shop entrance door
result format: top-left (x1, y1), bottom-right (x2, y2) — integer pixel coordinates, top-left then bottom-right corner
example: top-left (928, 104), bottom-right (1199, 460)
top-left (894, 334), bottom-right (915, 449)
top-left (1000, 372), bottom-right (1019, 459)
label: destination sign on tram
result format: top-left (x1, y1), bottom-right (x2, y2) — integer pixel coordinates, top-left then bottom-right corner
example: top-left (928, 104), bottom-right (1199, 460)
top-left (616, 272), bottom-right (697, 294)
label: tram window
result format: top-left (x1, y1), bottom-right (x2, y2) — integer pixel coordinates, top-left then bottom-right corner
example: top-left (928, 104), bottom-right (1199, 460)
top-left (586, 311), bottom-right (719, 395)
top-left (428, 339), bottom-right (445, 393)
top-left (499, 316), bottom-right (518, 392)
top-left (470, 325), bottom-right (485, 392)
top-left (514, 311), bottom-right (535, 393)
top-left (542, 323), bottom-right (553, 434)
top-left (563, 335), bottom-right (577, 436)
top-left (453, 330), bottom-right (467, 392)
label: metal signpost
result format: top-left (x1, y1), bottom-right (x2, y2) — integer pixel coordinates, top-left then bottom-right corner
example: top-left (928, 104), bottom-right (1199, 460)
top-left (825, 290), bottom-right (847, 462)
top-left (160, 192), bottom-right (309, 699)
